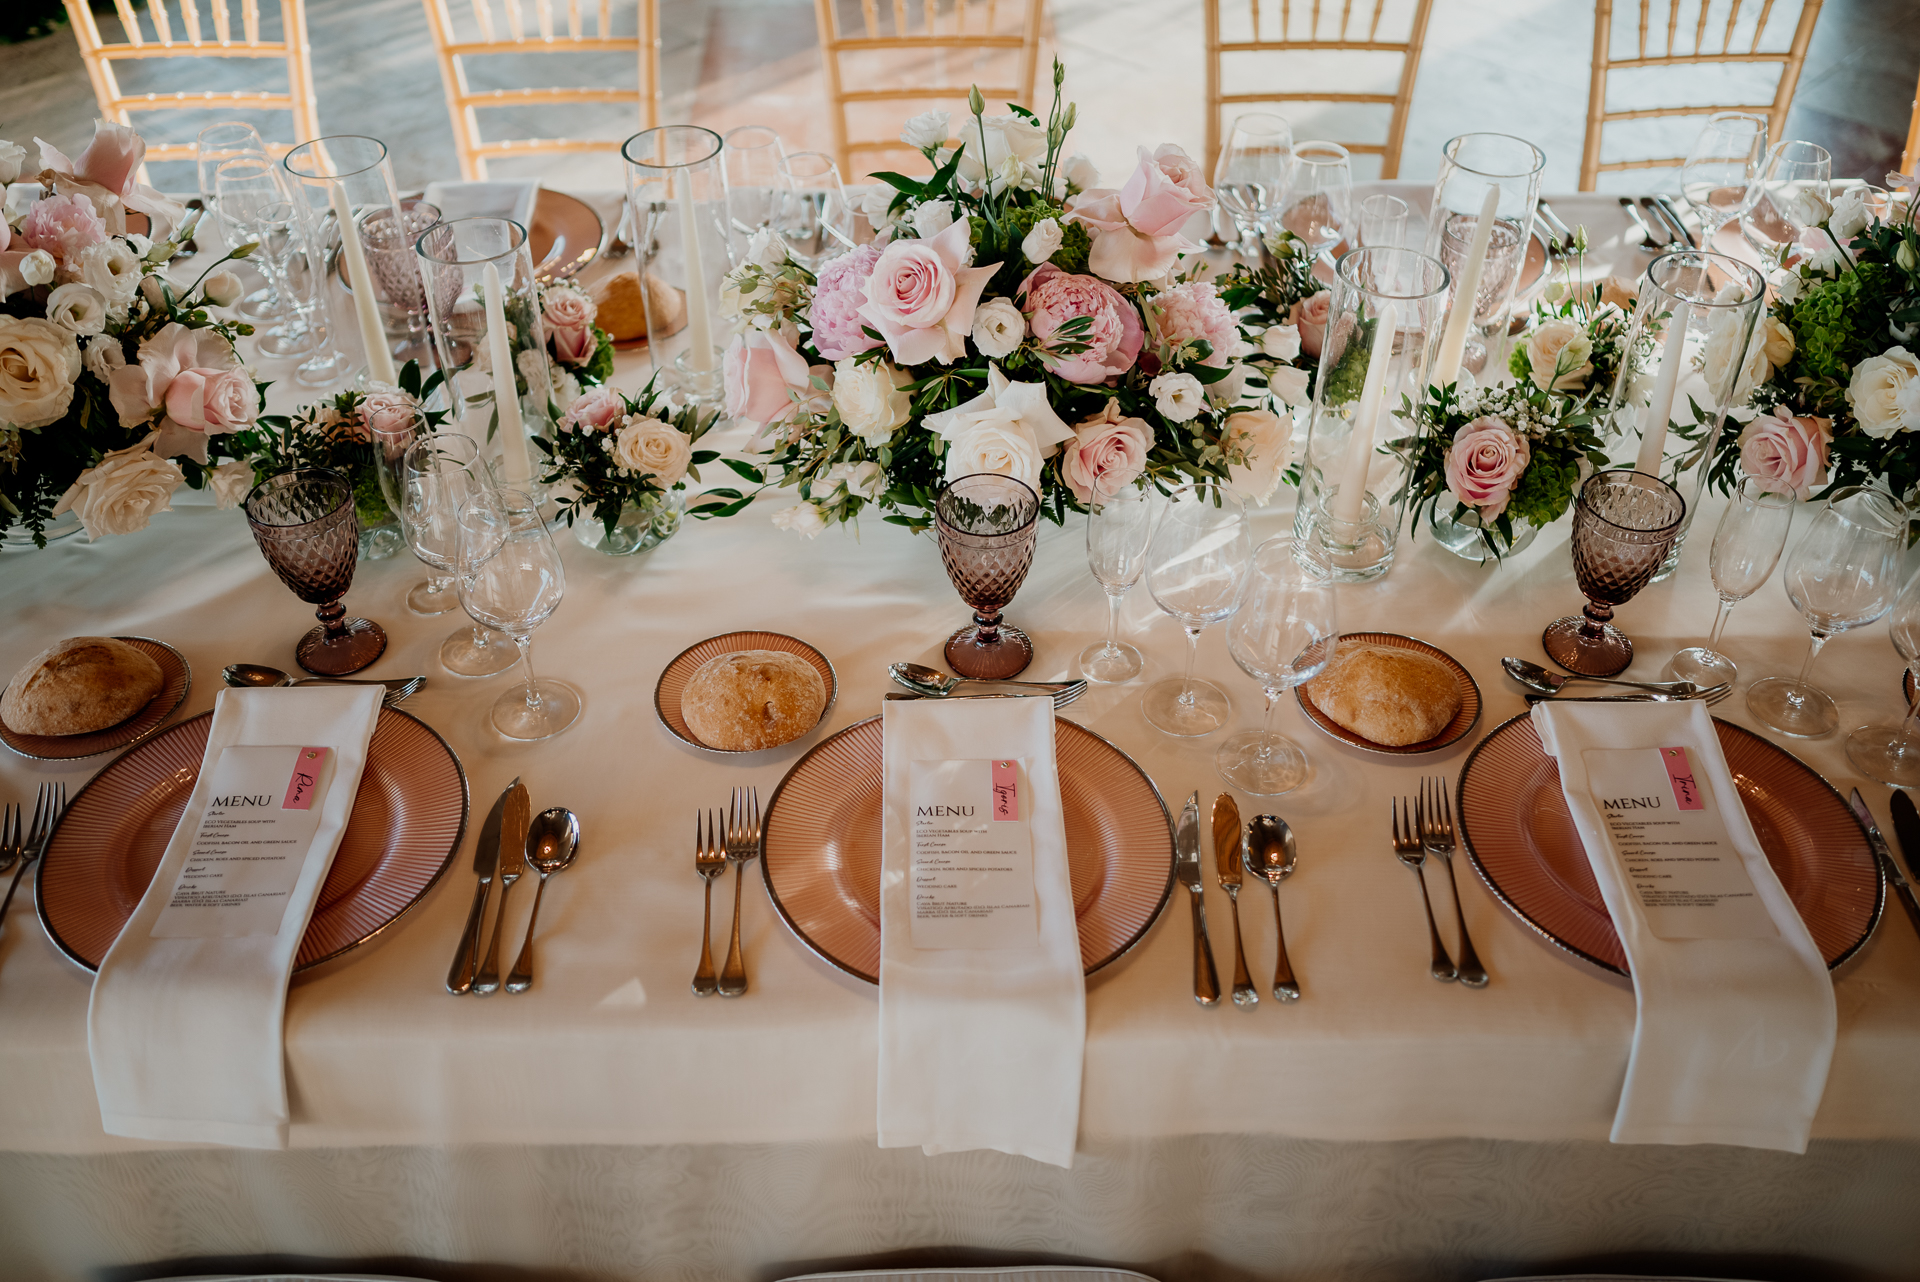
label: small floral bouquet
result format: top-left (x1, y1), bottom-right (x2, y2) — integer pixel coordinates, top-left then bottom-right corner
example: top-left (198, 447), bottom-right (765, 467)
top-left (542, 374), bottom-right (721, 545)
top-left (1216, 228), bottom-right (1330, 409)
top-left (539, 280), bottom-right (614, 404)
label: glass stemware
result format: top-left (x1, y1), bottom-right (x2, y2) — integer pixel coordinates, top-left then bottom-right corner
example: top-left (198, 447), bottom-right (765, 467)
top-left (1664, 478), bottom-right (1796, 687)
top-left (1079, 486), bottom-right (1156, 683)
top-left (723, 124), bottom-right (787, 252)
top-left (935, 474), bottom-right (1041, 680)
top-left (1212, 113), bottom-right (1293, 245)
top-left (773, 150), bottom-right (857, 271)
top-left (400, 434), bottom-right (519, 674)
top-left (1541, 471), bottom-right (1686, 677)
top-left (1144, 483), bottom-right (1253, 736)
top-left (1218, 538), bottom-right (1337, 795)
top-left (358, 198), bottom-right (444, 368)
top-left (456, 487), bottom-right (580, 741)
top-left (1740, 140), bottom-right (1832, 269)
top-left (215, 156), bottom-right (328, 365)
top-left (1277, 141), bottom-right (1352, 260)
top-left (243, 468), bottom-right (388, 676)
top-left (1681, 112), bottom-right (1767, 242)
top-left (1846, 568), bottom-right (1920, 785)
top-left (1358, 193), bottom-right (1409, 248)
top-left (1748, 486), bottom-right (1910, 738)
top-left (195, 121), bottom-right (278, 321)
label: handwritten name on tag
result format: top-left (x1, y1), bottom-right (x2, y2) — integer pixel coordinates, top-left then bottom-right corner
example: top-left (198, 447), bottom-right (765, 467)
top-left (907, 758), bottom-right (1037, 949)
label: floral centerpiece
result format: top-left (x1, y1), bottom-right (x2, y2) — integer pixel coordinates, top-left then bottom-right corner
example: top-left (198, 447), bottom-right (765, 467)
top-left (539, 279), bottom-right (614, 405)
top-left (702, 62), bottom-right (1304, 535)
top-left (540, 374), bottom-right (722, 553)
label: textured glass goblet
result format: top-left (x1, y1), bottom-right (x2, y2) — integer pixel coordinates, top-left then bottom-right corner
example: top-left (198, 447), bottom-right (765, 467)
top-left (935, 473), bottom-right (1041, 680)
top-left (1542, 471), bottom-right (1685, 677)
top-left (244, 468), bottom-right (387, 675)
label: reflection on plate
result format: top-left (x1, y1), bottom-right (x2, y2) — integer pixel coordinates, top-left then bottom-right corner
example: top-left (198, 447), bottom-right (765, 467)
top-left (38, 706), bottom-right (468, 975)
top-left (654, 631), bottom-right (837, 754)
top-left (0, 637), bottom-right (190, 762)
top-left (529, 189), bottom-right (603, 282)
top-left (1456, 711), bottom-right (1882, 976)
top-left (761, 714), bottom-right (1175, 982)
top-left (1293, 632), bottom-right (1482, 756)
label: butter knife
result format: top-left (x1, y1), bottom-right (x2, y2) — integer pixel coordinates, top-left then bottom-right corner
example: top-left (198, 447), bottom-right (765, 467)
top-left (1212, 793), bottom-right (1257, 1008)
top-left (1175, 792), bottom-right (1221, 1007)
top-left (446, 776), bottom-right (514, 994)
top-left (474, 780), bottom-right (531, 995)
top-left (1874, 790), bottom-right (1920, 942)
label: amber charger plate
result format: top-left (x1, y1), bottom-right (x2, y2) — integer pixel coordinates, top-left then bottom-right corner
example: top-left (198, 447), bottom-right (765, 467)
top-left (1293, 632), bottom-right (1482, 755)
top-left (654, 631), bottom-right (837, 754)
top-left (528, 189), bottom-right (603, 282)
top-left (0, 637), bottom-right (190, 762)
top-left (38, 706), bottom-right (468, 974)
top-left (1456, 711), bottom-right (1882, 976)
top-left (761, 714), bottom-right (1176, 982)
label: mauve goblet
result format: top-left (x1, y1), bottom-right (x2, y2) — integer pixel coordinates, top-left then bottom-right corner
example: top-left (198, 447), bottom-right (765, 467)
top-left (1542, 470), bottom-right (1685, 677)
top-left (936, 473), bottom-right (1041, 680)
top-left (244, 468), bottom-right (388, 676)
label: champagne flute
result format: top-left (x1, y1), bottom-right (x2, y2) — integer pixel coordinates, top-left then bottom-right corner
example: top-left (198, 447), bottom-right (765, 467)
top-left (1212, 113), bottom-right (1293, 244)
top-left (1079, 486), bottom-right (1156, 683)
top-left (1358, 193), bottom-right (1410, 248)
top-left (1847, 568), bottom-right (1920, 785)
top-left (1740, 140), bottom-right (1832, 269)
top-left (723, 125), bottom-right (787, 253)
top-left (1278, 141), bottom-right (1353, 261)
top-left (1681, 112), bottom-right (1767, 242)
top-left (195, 121), bottom-right (279, 323)
top-left (773, 151), bottom-right (856, 271)
top-left (217, 156), bottom-right (345, 385)
top-left (401, 434), bottom-right (519, 674)
top-left (1144, 483), bottom-right (1253, 736)
top-left (1218, 538), bottom-right (1337, 795)
top-left (1664, 478), bottom-right (1796, 687)
top-left (456, 487), bottom-right (581, 741)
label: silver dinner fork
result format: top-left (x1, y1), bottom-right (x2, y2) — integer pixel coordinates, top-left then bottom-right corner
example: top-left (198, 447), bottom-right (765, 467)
top-left (692, 809), bottom-right (725, 997)
top-left (717, 786), bottom-right (761, 998)
top-left (1419, 777), bottom-right (1488, 989)
top-left (0, 783), bottom-right (65, 945)
top-left (1393, 796), bottom-right (1457, 983)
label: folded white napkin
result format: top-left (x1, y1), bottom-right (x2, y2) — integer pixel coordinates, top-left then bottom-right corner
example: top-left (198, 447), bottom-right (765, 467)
top-left (1532, 700), bottom-right (1836, 1151)
top-left (89, 686), bottom-right (384, 1148)
top-left (423, 180), bottom-right (541, 231)
top-left (878, 697), bottom-right (1085, 1167)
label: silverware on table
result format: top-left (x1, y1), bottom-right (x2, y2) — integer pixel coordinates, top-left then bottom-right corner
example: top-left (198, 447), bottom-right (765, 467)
top-left (1523, 684), bottom-right (1731, 705)
top-left (1618, 196), bottom-right (1665, 250)
top-left (506, 807), bottom-right (581, 994)
top-left (473, 780), bottom-right (530, 995)
top-left (1503, 657), bottom-right (1703, 697)
top-left (1648, 195), bottom-right (1699, 248)
top-left (884, 689), bottom-right (1084, 708)
top-left (1883, 792), bottom-right (1920, 937)
top-left (717, 785), bottom-right (761, 998)
top-left (1536, 200), bottom-right (1577, 253)
top-left (0, 782), bottom-right (64, 946)
top-left (889, 662), bottom-right (1089, 707)
top-left (1852, 789), bottom-right (1920, 941)
top-left (1393, 796), bottom-right (1457, 982)
top-left (1174, 792), bottom-right (1221, 1007)
top-left (446, 776), bottom-right (513, 995)
top-left (1211, 793), bottom-right (1258, 1008)
top-left (1247, 814), bottom-right (1301, 1002)
top-left (1419, 777), bottom-right (1488, 988)
top-left (693, 807), bottom-right (726, 996)
top-left (223, 663), bottom-right (425, 706)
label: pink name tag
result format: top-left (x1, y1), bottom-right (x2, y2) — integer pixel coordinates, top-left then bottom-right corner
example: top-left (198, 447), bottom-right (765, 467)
top-left (1660, 746), bottom-right (1704, 811)
top-left (991, 760), bottom-right (1019, 821)
top-left (282, 746), bottom-right (330, 810)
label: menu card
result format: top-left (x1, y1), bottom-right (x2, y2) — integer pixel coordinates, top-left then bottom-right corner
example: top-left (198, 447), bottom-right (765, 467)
top-left (907, 758), bottom-right (1036, 949)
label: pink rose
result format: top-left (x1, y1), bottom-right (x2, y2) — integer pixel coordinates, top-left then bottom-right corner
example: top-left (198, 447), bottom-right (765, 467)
top-left (559, 384), bottom-right (626, 433)
top-left (809, 242), bottom-right (883, 361)
top-left (1060, 399), bottom-right (1152, 503)
top-left (1119, 145), bottom-right (1213, 237)
top-left (723, 327), bottom-right (814, 426)
top-left (1738, 406), bottom-right (1829, 500)
top-left (70, 122), bottom-right (144, 197)
top-left (163, 366), bottom-right (255, 436)
top-left (36, 122), bottom-right (185, 241)
top-left (542, 285), bottom-right (596, 331)
top-left (1443, 416), bottom-right (1531, 518)
top-left (1289, 291), bottom-right (1333, 359)
top-left (360, 387), bottom-right (422, 445)
top-left (1064, 144), bottom-right (1211, 282)
top-left (1017, 263), bottom-right (1143, 384)
top-left (858, 216), bottom-right (996, 365)
top-left (549, 323), bottom-right (594, 366)
top-left (22, 192), bottom-right (106, 267)
top-left (1150, 279), bottom-right (1240, 368)
top-left (110, 322), bottom-right (241, 460)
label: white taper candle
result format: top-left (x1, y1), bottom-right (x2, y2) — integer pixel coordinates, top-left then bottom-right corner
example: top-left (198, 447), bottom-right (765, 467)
top-left (678, 171), bottom-right (715, 374)
top-left (1330, 302), bottom-right (1400, 526)
top-left (329, 183), bottom-right (396, 385)
top-left (482, 262), bottom-right (532, 488)
top-left (1634, 307), bottom-right (1692, 476)
top-left (1430, 185), bottom-right (1502, 388)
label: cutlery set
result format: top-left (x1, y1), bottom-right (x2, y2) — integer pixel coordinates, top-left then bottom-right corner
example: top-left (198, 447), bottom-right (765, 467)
top-left (691, 786), bottom-right (761, 998)
top-left (1851, 790), bottom-right (1920, 942)
top-left (1178, 791), bottom-right (1301, 1007)
top-left (1618, 194), bottom-right (1700, 253)
top-left (222, 663), bottom-right (426, 707)
top-left (0, 783), bottom-right (66, 953)
top-left (1502, 656), bottom-right (1730, 705)
top-left (447, 778), bottom-right (580, 996)
top-left (1392, 777), bottom-right (1488, 987)
top-left (887, 661), bottom-right (1086, 708)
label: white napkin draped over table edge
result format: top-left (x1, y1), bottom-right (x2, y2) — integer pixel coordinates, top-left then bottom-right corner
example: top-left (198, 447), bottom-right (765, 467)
top-left (878, 696), bottom-right (1086, 1168)
top-left (88, 685), bottom-right (384, 1149)
top-left (1530, 699), bottom-right (1837, 1152)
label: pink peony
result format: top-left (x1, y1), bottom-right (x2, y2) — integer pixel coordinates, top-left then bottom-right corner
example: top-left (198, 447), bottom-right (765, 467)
top-left (1738, 405), bottom-right (1829, 500)
top-left (723, 327), bottom-right (814, 426)
top-left (809, 242), bottom-right (884, 361)
top-left (1064, 144), bottom-right (1211, 282)
top-left (858, 217), bottom-right (996, 365)
top-left (559, 384), bottom-right (626, 433)
top-left (21, 192), bottom-right (105, 267)
top-left (1443, 416), bottom-right (1531, 518)
top-left (163, 366), bottom-right (255, 437)
top-left (1289, 291), bottom-right (1332, 359)
top-left (1017, 263), bottom-right (1143, 384)
top-left (1060, 398), bottom-right (1152, 503)
top-left (1150, 280), bottom-right (1239, 368)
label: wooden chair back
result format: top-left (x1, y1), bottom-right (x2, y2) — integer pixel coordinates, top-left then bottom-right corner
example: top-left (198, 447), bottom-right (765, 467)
top-left (1902, 66), bottom-right (1920, 178)
top-left (1581, 0), bottom-right (1823, 190)
top-left (1202, 0), bottom-right (1435, 180)
top-left (812, 0), bottom-right (1046, 181)
top-left (419, 0), bottom-right (662, 181)
top-left (58, 0), bottom-right (320, 164)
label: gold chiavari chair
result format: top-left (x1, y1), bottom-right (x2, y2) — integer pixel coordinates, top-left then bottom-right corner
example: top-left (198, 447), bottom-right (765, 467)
top-left (1580, 0), bottom-right (1823, 191)
top-left (420, 0), bottom-right (662, 181)
top-left (1902, 67), bottom-right (1920, 177)
top-left (58, 0), bottom-right (320, 163)
top-left (812, 0), bottom-right (1046, 180)
top-left (1202, 0), bottom-right (1435, 180)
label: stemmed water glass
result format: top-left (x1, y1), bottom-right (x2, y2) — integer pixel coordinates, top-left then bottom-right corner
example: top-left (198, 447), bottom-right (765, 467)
top-left (1218, 538), bottom-right (1337, 795)
top-left (1740, 140), bottom-right (1832, 269)
top-left (723, 125), bottom-right (787, 251)
top-left (456, 487), bottom-right (580, 741)
top-left (196, 121), bottom-right (281, 326)
top-left (1358, 194), bottom-right (1410, 248)
top-left (774, 151), bottom-right (856, 271)
top-left (1748, 486), bottom-right (1910, 737)
top-left (1212, 113), bottom-right (1293, 246)
top-left (1278, 141), bottom-right (1352, 260)
top-left (1541, 471), bottom-right (1686, 677)
top-left (1664, 478), bottom-right (1796, 687)
top-left (216, 156), bottom-right (345, 386)
top-left (1846, 568), bottom-right (1920, 785)
top-left (935, 474), bottom-right (1041, 680)
top-left (400, 434), bottom-right (519, 674)
top-left (243, 469), bottom-right (388, 676)
top-left (1079, 486), bottom-right (1156, 683)
top-left (1681, 112), bottom-right (1767, 242)
top-left (1144, 483), bottom-right (1253, 736)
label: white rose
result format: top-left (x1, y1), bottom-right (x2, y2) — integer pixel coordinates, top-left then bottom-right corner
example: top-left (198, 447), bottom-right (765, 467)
top-left (825, 459), bottom-right (886, 500)
top-left (208, 459), bottom-right (255, 510)
top-left (610, 414), bottom-right (693, 486)
top-left (955, 114), bottom-right (1047, 193)
top-left (1149, 371), bottom-right (1206, 423)
top-left (1524, 317), bottom-right (1595, 392)
top-left (900, 110), bottom-right (951, 152)
top-left (77, 238), bottom-right (143, 305)
top-left (1698, 312), bottom-right (1769, 405)
top-left (1223, 408), bottom-right (1292, 505)
top-left (1261, 324), bottom-right (1301, 361)
top-left (1777, 271), bottom-right (1804, 305)
top-left (1848, 346), bottom-right (1920, 438)
top-left (82, 333), bottom-right (125, 383)
top-left (971, 297), bottom-right (1025, 358)
top-left (1269, 364), bottom-right (1311, 407)
top-left (922, 365), bottom-right (1074, 484)
top-left (944, 416), bottom-right (1043, 485)
top-left (1062, 153), bottom-right (1098, 192)
top-left (860, 186), bottom-right (897, 233)
top-left (0, 140), bottom-right (23, 187)
top-left (45, 283), bottom-right (108, 336)
top-left (831, 357), bottom-right (913, 444)
top-left (771, 501), bottom-right (829, 537)
top-left (202, 270), bottom-right (243, 308)
top-left (20, 250), bottom-right (55, 288)
top-left (51, 436), bottom-right (183, 538)
top-left (1789, 188), bottom-right (1834, 228)
top-left (1021, 217), bottom-right (1063, 265)
top-left (910, 200), bottom-right (956, 238)
top-left (0, 316), bottom-right (82, 428)
top-left (1829, 186), bottom-right (1872, 243)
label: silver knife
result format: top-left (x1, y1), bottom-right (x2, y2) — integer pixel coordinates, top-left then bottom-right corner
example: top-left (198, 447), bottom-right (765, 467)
top-left (1849, 789), bottom-right (1920, 941)
top-left (447, 778), bottom-right (515, 995)
top-left (1175, 791), bottom-right (1221, 1007)
top-left (473, 780), bottom-right (531, 995)
top-left (1618, 195), bottom-right (1663, 248)
top-left (1647, 196), bottom-right (1699, 249)
top-left (1536, 200), bottom-right (1576, 253)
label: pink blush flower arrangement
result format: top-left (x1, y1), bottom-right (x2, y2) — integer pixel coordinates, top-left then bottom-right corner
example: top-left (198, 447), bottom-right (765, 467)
top-left (1443, 416), bottom-right (1531, 519)
top-left (1737, 405), bottom-right (1829, 500)
top-left (22, 192), bottom-right (106, 268)
top-left (1150, 280), bottom-right (1239, 368)
top-left (1017, 263), bottom-right (1143, 384)
top-left (809, 243), bottom-right (885, 361)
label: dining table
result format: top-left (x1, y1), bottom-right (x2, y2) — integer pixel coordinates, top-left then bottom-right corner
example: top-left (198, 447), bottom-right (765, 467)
top-left (2, 183), bottom-right (1919, 1282)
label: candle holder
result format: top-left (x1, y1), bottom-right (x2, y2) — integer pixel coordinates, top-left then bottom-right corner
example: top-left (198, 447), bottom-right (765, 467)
top-left (1292, 246), bottom-right (1449, 583)
top-left (1611, 250), bottom-right (1766, 581)
top-left (416, 217), bottom-right (552, 498)
top-left (282, 136), bottom-right (407, 388)
top-left (622, 126), bottom-right (730, 406)
top-left (1421, 133), bottom-right (1544, 381)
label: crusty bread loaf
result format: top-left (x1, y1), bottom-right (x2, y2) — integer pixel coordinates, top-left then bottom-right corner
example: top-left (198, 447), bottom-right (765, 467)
top-left (1304, 644), bottom-right (1461, 747)
top-left (2, 637), bottom-right (165, 737)
top-left (592, 271), bottom-right (684, 343)
top-left (682, 650), bottom-right (826, 751)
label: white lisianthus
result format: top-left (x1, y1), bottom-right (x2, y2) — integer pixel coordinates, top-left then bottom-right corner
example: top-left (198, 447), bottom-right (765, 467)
top-left (1805, 233), bottom-right (1850, 277)
top-left (954, 113), bottom-right (1047, 193)
top-left (126, 232), bottom-right (154, 260)
top-left (208, 458), bottom-right (256, 510)
top-left (1260, 323), bottom-right (1300, 361)
top-left (610, 414), bottom-right (693, 486)
top-left (1269, 364), bottom-right (1311, 407)
top-left (901, 110), bottom-right (952, 152)
top-left (1524, 317), bottom-right (1595, 392)
top-left (830, 357), bottom-right (913, 445)
top-left (771, 500), bottom-right (829, 537)
top-left (77, 238), bottom-right (143, 305)
top-left (139, 272), bottom-right (170, 310)
top-left (1788, 188), bottom-right (1834, 228)
top-left (202, 270), bottom-right (244, 308)
top-left (1777, 271), bottom-right (1804, 305)
top-left (46, 283), bottom-right (108, 336)
top-left (1848, 346), bottom-right (1920, 438)
top-left (0, 140), bottom-right (24, 187)
top-left (20, 250), bottom-right (55, 287)
top-left (971, 297), bottom-right (1025, 358)
top-left (910, 200), bottom-right (957, 238)
top-left (861, 186), bottom-right (897, 233)
top-left (1206, 364), bottom-right (1250, 408)
top-left (0, 316), bottom-right (82, 428)
top-left (825, 459), bottom-right (887, 501)
top-left (1021, 217), bottom-right (1064, 265)
top-left (51, 434), bottom-right (183, 539)
top-left (1062, 153), bottom-right (1098, 193)
top-left (1149, 371), bottom-right (1206, 423)
top-left (1829, 186), bottom-right (1872, 243)
top-left (923, 364), bottom-right (1075, 485)
top-left (745, 227), bottom-right (790, 271)
top-left (1223, 409), bottom-right (1291, 505)
top-left (82, 333), bottom-right (125, 383)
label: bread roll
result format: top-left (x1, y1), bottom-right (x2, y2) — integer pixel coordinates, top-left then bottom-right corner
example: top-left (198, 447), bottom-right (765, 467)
top-left (2, 637), bottom-right (165, 737)
top-left (682, 650), bottom-right (827, 751)
top-left (1305, 644), bottom-right (1461, 747)
top-left (592, 271), bottom-right (685, 343)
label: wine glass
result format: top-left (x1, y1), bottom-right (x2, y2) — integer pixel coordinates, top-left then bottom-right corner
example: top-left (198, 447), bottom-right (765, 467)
top-left (400, 434), bottom-right (519, 675)
top-left (243, 469), bottom-right (388, 676)
top-left (1144, 483), bottom-right (1253, 736)
top-left (1218, 538), bottom-right (1337, 795)
top-left (195, 121), bottom-right (277, 321)
top-left (1079, 486), bottom-right (1156, 683)
top-left (1278, 142), bottom-right (1352, 260)
top-left (1740, 140), bottom-right (1832, 269)
top-left (1681, 112), bottom-right (1767, 242)
top-left (1541, 471), bottom-right (1686, 677)
top-left (773, 150), bottom-right (856, 271)
top-left (723, 125), bottom-right (787, 251)
top-left (1847, 568), bottom-right (1920, 785)
top-left (935, 474), bottom-right (1041, 680)
top-left (216, 156), bottom-right (344, 384)
top-left (1358, 193), bottom-right (1409, 248)
top-left (1664, 478), bottom-right (1796, 687)
top-left (1748, 486), bottom-right (1911, 737)
top-left (1212, 113), bottom-right (1293, 245)
top-left (456, 487), bottom-right (580, 741)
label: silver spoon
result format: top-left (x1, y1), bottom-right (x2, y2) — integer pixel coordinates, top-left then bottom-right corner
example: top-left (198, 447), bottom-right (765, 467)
top-left (889, 661), bottom-right (1087, 699)
top-left (1500, 657), bottom-right (1704, 698)
top-left (505, 807), bottom-right (581, 994)
top-left (223, 663), bottom-right (425, 704)
top-left (1248, 815), bottom-right (1301, 1003)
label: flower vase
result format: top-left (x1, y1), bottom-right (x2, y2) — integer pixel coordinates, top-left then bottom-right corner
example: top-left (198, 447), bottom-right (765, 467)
top-left (574, 488), bottom-right (685, 556)
top-left (2, 508), bottom-right (85, 550)
top-left (1428, 506), bottom-right (1541, 563)
top-left (352, 470), bottom-right (402, 561)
